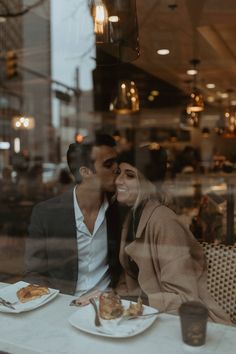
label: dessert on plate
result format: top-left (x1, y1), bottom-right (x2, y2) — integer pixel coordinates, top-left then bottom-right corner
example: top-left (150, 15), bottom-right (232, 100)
top-left (99, 291), bottom-right (124, 319)
top-left (98, 292), bottom-right (144, 320)
top-left (124, 297), bottom-right (144, 316)
top-left (17, 284), bottom-right (49, 303)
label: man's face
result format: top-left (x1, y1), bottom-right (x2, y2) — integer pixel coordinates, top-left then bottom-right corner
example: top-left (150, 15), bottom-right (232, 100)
top-left (90, 145), bottom-right (118, 192)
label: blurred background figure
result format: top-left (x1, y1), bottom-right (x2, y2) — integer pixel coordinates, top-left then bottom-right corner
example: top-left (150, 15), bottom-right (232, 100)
top-left (53, 168), bottom-right (74, 195)
top-left (0, 166), bottom-right (17, 203)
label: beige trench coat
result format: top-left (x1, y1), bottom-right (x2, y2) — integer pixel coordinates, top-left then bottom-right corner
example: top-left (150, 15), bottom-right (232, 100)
top-left (118, 200), bottom-right (231, 324)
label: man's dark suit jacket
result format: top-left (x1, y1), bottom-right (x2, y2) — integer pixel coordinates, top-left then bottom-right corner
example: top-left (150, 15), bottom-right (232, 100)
top-left (24, 188), bottom-right (122, 294)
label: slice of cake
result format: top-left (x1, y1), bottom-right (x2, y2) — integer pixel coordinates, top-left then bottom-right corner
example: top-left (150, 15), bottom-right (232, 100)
top-left (99, 291), bottom-right (124, 320)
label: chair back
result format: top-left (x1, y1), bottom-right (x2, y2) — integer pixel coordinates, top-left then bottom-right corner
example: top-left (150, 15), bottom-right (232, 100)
top-left (201, 242), bottom-right (236, 323)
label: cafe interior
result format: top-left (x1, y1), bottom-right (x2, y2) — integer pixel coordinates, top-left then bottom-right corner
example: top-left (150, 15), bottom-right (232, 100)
top-left (0, 0), bottom-right (236, 353)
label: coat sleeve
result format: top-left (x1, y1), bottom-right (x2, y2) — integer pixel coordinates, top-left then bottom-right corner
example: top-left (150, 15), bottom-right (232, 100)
top-left (146, 208), bottom-right (205, 313)
top-left (23, 203), bottom-right (52, 287)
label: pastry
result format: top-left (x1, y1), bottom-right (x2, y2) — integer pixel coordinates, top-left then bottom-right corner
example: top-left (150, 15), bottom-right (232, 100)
top-left (17, 284), bottom-right (49, 303)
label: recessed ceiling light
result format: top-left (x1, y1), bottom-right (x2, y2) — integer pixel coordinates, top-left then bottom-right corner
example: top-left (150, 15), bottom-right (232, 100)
top-left (221, 92), bottom-right (229, 99)
top-left (151, 90), bottom-right (159, 96)
top-left (0, 17), bottom-right (6, 23)
top-left (186, 69), bottom-right (198, 75)
top-left (109, 16), bottom-right (119, 22)
top-left (157, 49), bottom-right (170, 55)
top-left (206, 83), bottom-right (215, 89)
top-left (207, 96), bottom-right (215, 103)
top-left (231, 100), bottom-right (236, 106)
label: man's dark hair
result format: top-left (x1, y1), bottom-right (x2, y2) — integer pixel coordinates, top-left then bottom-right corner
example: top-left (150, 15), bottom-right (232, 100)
top-left (67, 133), bottom-right (116, 182)
top-left (94, 133), bottom-right (116, 147)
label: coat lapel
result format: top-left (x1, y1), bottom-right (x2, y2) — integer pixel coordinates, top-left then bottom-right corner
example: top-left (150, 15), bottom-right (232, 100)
top-left (135, 200), bottom-right (161, 239)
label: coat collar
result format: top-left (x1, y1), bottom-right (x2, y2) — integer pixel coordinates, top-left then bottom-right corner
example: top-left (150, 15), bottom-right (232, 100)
top-left (135, 199), bottom-right (162, 239)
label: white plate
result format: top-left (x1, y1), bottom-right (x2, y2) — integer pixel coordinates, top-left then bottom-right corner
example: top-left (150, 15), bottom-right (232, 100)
top-left (68, 299), bottom-right (158, 338)
top-left (0, 281), bottom-right (59, 313)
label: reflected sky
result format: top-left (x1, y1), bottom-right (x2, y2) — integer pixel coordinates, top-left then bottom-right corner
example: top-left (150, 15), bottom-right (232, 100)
top-left (51, 0), bottom-right (95, 90)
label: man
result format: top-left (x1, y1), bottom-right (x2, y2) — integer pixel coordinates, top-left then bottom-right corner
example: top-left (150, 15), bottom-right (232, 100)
top-left (24, 134), bottom-right (122, 295)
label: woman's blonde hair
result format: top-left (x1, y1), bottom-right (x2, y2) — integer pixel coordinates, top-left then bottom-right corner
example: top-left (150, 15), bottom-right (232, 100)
top-left (133, 170), bottom-right (164, 209)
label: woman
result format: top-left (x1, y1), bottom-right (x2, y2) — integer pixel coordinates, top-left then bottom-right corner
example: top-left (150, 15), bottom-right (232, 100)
top-left (115, 147), bottom-right (231, 324)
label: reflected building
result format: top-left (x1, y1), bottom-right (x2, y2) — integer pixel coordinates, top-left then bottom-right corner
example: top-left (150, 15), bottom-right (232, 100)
top-left (0, 0), bottom-right (23, 168)
top-left (0, 0), bottom-right (53, 168)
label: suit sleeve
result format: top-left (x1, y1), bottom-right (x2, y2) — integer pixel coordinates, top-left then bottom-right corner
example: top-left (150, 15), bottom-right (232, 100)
top-left (23, 204), bottom-right (52, 287)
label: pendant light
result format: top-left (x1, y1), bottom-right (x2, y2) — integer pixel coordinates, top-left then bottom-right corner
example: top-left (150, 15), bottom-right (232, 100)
top-left (110, 80), bottom-right (139, 114)
top-left (186, 59), bottom-right (204, 113)
top-left (90, 0), bottom-right (140, 63)
top-left (223, 89), bottom-right (236, 137)
top-left (181, 109), bottom-right (200, 128)
top-left (90, 0), bottom-right (109, 43)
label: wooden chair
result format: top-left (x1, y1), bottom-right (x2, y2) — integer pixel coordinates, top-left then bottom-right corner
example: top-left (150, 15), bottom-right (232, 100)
top-left (201, 242), bottom-right (236, 323)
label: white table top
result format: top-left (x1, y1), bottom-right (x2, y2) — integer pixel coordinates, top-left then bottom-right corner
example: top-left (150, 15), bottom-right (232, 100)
top-left (0, 283), bottom-right (235, 354)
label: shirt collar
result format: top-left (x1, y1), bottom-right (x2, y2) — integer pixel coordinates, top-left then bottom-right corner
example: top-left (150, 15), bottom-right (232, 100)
top-left (73, 186), bottom-right (109, 222)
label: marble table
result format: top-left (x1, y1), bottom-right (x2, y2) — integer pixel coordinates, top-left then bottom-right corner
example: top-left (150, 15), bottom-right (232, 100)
top-left (0, 283), bottom-right (235, 354)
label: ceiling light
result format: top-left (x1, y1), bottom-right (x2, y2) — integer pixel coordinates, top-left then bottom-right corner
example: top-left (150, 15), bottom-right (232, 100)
top-left (186, 69), bottom-right (198, 76)
top-left (231, 100), bottom-right (236, 106)
top-left (0, 17), bottom-right (6, 23)
top-left (157, 49), bottom-right (170, 55)
top-left (206, 83), bottom-right (215, 89)
top-left (207, 96), bottom-right (215, 103)
top-left (148, 95), bottom-right (155, 101)
top-left (221, 92), bottom-right (229, 99)
top-left (151, 90), bottom-right (159, 96)
top-left (108, 16), bottom-right (119, 22)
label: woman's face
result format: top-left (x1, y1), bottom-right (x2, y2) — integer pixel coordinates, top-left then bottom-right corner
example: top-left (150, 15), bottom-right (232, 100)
top-left (115, 162), bottom-right (139, 206)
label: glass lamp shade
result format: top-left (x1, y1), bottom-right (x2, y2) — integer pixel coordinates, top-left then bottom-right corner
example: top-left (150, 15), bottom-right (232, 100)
top-left (187, 89), bottom-right (204, 113)
top-left (91, 0), bottom-right (140, 63)
top-left (110, 80), bottom-right (139, 114)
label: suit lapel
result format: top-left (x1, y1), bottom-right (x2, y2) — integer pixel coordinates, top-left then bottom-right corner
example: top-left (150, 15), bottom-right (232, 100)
top-left (59, 188), bottom-right (76, 238)
top-left (58, 189), bottom-right (78, 287)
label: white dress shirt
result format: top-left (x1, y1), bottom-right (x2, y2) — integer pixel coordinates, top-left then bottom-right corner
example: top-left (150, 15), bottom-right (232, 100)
top-left (73, 187), bottom-right (110, 296)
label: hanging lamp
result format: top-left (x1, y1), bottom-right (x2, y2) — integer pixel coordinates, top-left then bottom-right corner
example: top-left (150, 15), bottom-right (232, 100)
top-left (223, 89), bottom-right (236, 137)
top-left (181, 110), bottom-right (200, 128)
top-left (90, 0), bottom-right (140, 63)
top-left (186, 59), bottom-right (204, 113)
top-left (110, 80), bottom-right (139, 114)
top-left (90, 0), bottom-right (109, 43)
